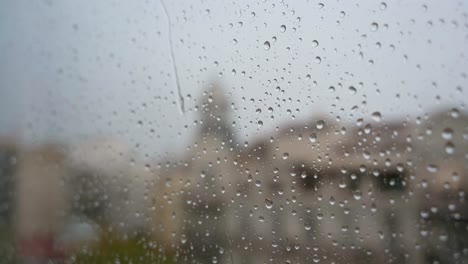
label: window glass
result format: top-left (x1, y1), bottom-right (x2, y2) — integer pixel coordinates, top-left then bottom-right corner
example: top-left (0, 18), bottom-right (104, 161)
top-left (0, 0), bottom-right (467, 263)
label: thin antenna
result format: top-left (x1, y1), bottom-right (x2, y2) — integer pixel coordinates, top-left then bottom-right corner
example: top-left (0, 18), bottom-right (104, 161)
top-left (160, 0), bottom-right (185, 114)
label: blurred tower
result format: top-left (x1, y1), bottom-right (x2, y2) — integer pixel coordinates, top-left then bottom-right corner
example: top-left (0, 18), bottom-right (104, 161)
top-left (16, 144), bottom-right (68, 263)
top-left (199, 81), bottom-right (235, 147)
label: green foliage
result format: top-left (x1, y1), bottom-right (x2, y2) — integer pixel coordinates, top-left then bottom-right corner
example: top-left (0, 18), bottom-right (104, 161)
top-left (71, 232), bottom-right (176, 264)
top-left (0, 225), bottom-right (15, 264)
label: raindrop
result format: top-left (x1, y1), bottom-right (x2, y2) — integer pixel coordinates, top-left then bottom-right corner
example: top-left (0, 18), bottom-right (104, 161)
top-left (353, 190), bottom-right (362, 200)
top-left (441, 128), bottom-right (453, 140)
top-left (348, 86), bottom-right (357, 95)
top-left (420, 210), bottom-right (430, 219)
top-left (265, 199), bottom-right (273, 209)
top-left (315, 56), bottom-right (322, 64)
top-left (280, 25), bottom-right (286, 32)
top-left (317, 213), bottom-right (323, 220)
top-left (380, 2), bottom-right (387, 10)
top-left (263, 41), bottom-right (271, 50)
top-left (312, 40), bottom-right (319, 48)
top-left (283, 152), bottom-right (289, 160)
top-left (316, 120), bottom-right (325, 129)
top-left (426, 164), bottom-right (439, 173)
top-left (445, 142), bottom-right (455, 154)
top-left (371, 111), bottom-right (381, 122)
top-left (451, 108), bottom-right (460, 118)
top-left (309, 133), bottom-right (317, 143)
top-left (370, 22), bottom-right (379, 32)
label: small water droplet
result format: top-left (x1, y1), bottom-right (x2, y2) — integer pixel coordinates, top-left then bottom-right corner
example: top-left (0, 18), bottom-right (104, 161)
top-left (445, 142), bottom-right (455, 154)
top-left (353, 190), bottom-right (362, 200)
top-left (280, 25), bottom-right (286, 32)
top-left (316, 120), bottom-right (325, 129)
top-left (263, 41), bottom-right (271, 50)
top-left (309, 133), bottom-right (317, 143)
top-left (451, 108), bottom-right (460, 118)
top-left (442, 128), bottom-right (453, 140)
top-left (380, 2), bottom-right (387, 10)
top-left (371, 111), bottom-right (382, 122)
top-left (427, 164), bottom-right (439, 173)
top-left (312, 40), bottom-right (319, 48)
top-left (370, 22), bottom-right (379, 32)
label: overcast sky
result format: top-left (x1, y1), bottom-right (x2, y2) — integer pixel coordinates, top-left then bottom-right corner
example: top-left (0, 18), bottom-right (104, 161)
top-left (1, 0), bottom-right (467, 159)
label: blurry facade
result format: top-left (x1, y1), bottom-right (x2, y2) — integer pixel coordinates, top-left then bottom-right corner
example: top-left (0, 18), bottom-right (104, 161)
top-left (11, 138), bottom-right (153, 263)
top-left (153, 86), bottom-right (468, 264)
top-left (2, 86), bottom-right (467, 263)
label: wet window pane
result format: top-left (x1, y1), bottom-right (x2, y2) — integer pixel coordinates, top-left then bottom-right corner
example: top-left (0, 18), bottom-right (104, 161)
top-left (1, 0), bottom-right (468, 263)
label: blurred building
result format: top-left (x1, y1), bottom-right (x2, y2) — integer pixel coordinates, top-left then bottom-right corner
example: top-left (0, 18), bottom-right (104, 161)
top-left (13, 137), bottom-right (155, 262)
top-left (16, 144), bottom-right (68, 263)
top-left (154, 85), bottom-right (468, 264)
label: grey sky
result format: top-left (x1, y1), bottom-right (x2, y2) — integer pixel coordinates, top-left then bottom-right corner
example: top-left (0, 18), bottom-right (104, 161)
top-left (0, 0), bottom-right (467, 159)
